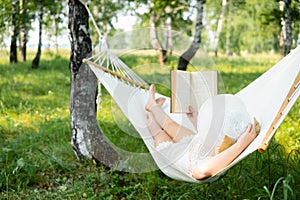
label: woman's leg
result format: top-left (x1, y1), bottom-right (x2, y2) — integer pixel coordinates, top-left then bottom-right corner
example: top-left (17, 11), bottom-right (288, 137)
top-left (150, 105), bottom-right (195, 142)
top-left (192, 123), bottom-right (258, 180)
top-left (147, 112), bottom-right (172, 147)
top-left (146, 85), bottom-right (195, 142)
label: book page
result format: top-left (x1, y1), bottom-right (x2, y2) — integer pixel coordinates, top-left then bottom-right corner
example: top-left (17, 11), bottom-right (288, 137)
top-left (190, 71), bottom-right (218, 111)
top-left (171, 70), bottom-right (191, 113)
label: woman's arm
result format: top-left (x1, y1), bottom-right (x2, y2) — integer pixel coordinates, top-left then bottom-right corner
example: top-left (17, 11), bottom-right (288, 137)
top-left (192, 123), bottom-right (257, 180)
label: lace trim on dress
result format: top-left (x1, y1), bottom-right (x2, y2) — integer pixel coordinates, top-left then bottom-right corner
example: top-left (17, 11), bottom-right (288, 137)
top-left (156, 140), bottom-right (173, 151)
top-left (155, 135), bottom-right (195, 151)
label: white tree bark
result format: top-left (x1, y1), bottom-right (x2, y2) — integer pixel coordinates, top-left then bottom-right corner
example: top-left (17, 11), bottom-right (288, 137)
top-left (52, 17), bottom-right (59, 55)
top-left (150, 11), bottom-right (164, 65)
top-left (68, 0), bottom-right (117, 166)
top-left (177, 0), bottom-right (204, 70)
top-left (164, 16), bottom-right (173, 56)
top-left (149, 0), bottom-right (164, 65)
top-left (214, 0), bottom-right (227, 57)
top-left (283, 0), bottom-right (292, 55)
top-left (19, 0), bottom-right (27, 62)
top-left (279, 0), bottom-right (292, 56)
top-left (32, 0), bottom-right (43, 68)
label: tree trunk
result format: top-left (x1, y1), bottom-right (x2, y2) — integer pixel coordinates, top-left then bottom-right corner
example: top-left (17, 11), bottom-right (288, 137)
top-left (32, 0), bottom-right (43, 68)
top-left (10, 0), bottom-right (18, 63)
top-left (226, 30), bottom-right (231, 56)
top-left (283, 0), bottom-right (292, 56)
top-left (177, 0), bottom-right (204, 70)
top-left (19, 29), bottom-right (27, 61)
top-left (279, 30), bottom-right (284, 56)
top-left (150, 11), bottom-right (164, 65)
top-left (167, 17), bottom-right (173, 55)
top-left (53, 17), bottom-right (59, 55)
top-left (68, 0), bottom-right (117, 166)
top-left (214, 0), bottom-right (227, 57)
top-left (19, 0), bottom-right (27, 62)
top-left (163, 16), bottom-right (172, 60)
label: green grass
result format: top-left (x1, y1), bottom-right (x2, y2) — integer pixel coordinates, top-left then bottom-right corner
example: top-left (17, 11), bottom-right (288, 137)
top-left (0, 50), bottom-right (299, 199)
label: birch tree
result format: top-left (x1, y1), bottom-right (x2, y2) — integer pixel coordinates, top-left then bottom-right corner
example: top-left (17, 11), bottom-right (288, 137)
top-left (136, 0), bottom-right (192, 65)
top-left (32, 0), bottom-right (43, 68)
top-left (262, 0), bottom-right (299, 54)
top-left (281, 0), bottom-right (292, 55)
top-left (18, 0), bottom-right (35, 62)
top-left (177, 0), bottom-right (204, 70)
top-left (10, 0), bottom-right (18, 63)
top-left (149, 8), bottom-right (165, 65)
top-left (213, 0), bottom-right (227, 57)
top-left (68, 0), bottom-right (117, 165)
top-left (19, 0), bottom-right (27, 61)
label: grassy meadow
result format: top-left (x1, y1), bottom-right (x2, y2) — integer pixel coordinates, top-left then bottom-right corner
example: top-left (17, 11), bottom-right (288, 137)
top-left (0, 49), bottom-right (299, 199)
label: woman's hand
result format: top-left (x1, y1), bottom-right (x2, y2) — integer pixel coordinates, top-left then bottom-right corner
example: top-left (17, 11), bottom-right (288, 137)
top-left (187, 106), bottom-right (198, 130)
top-left (236, 123), bottom-right (258, 149)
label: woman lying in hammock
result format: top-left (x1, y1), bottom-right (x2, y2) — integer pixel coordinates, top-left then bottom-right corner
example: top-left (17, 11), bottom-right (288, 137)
top-left (145, 84), bottom-right (259, 180)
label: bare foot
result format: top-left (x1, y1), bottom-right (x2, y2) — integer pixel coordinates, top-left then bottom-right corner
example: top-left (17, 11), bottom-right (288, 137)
top-left (145, 84), bottom-right (165, 111)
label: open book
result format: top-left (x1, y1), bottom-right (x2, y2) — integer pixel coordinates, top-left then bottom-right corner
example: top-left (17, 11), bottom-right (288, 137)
top-left (171, 70), bottom-right (218, 113)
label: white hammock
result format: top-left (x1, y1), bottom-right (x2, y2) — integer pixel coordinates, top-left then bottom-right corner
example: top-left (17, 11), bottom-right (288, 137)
top-left (79, 0), bottom-right (299, 183)
top-left (83, 40), bottom-right (300, 183)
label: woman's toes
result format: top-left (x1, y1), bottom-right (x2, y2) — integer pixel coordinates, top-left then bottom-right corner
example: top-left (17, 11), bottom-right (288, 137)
top-left (145, 99), bottom-right (157, 111)
top-left (149, 84), bottom-right (156, 96)
top-left (156, 97), bottom-right (166, 106)
top-left (145, 85), bottom-right (159, 111)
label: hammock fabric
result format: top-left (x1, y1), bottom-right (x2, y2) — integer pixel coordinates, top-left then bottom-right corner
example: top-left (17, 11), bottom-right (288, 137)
top-left (79, 0), bottom-right (299, 183)
top-left (83, 42), bottom-right (300, 183)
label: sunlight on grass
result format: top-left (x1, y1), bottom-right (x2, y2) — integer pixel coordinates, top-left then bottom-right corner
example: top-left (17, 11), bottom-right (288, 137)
top-left (0, 112), bottom-right (40, 132)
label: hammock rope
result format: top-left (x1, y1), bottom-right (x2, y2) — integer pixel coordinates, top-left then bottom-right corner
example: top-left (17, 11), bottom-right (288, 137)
top-left (83, 58), bottom-right (149, 90)
top-left (78, 0), bottom-right (149, 89)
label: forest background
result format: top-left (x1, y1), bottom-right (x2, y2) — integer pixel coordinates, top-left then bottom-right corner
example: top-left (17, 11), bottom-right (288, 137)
top-left (1, 0), bottom-right (300, 59)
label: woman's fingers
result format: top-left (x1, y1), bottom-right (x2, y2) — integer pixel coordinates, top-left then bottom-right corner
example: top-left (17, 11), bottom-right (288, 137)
top-left (188, 105), bottom-right (194, 113)
top-left (246, 123), bottom-right (258, 138)
top-left (247, 123), bottom-right (253, 132)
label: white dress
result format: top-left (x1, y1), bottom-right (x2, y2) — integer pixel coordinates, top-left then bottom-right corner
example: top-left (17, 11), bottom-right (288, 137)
top-left (156, 94), bottom-right (253, 177)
